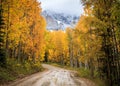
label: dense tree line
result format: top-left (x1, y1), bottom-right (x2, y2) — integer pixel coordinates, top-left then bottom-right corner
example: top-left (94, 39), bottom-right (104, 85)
top-left (81, 0), bottom-right (120, 86)
top-left (0, 0), bottom-right (46, 66)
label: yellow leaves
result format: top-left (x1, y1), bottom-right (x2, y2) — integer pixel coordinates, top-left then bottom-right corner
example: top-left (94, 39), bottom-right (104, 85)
top-left (45, 30), bottom-right (69, 62)
top-left (73, 13), bottom-right (102, 65)
top-left (48, 49), bottom-right (54, 61)
top-left (5, 0), bottom-right (46, 62)
top-left (40, 16), bottom-right (46, 30)
top-left (79, 56), bottom-right (85, 63)
top-left (76, 15), bottom-right (90, 33)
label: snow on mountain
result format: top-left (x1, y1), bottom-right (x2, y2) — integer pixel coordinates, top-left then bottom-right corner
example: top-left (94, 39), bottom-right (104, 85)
top-left (42, 10), bottom-right (79, 31)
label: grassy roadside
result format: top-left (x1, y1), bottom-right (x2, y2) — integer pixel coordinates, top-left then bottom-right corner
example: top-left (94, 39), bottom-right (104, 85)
top-left (46, 62), bottom-right (106, 86)
top-left (0, 58), bottom-right (44, 85)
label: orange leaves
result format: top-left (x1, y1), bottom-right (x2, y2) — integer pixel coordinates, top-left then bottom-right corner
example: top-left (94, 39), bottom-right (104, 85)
top-left (4, 0), bottom-right (46, 61)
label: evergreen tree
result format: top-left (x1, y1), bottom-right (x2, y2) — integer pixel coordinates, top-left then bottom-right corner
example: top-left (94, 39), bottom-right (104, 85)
top-left (0, 0), bottom-right (6, 67)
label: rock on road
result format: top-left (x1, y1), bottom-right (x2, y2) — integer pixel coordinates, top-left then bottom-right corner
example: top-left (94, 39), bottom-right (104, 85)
top-left (9, 64), bottom-right (96, 86)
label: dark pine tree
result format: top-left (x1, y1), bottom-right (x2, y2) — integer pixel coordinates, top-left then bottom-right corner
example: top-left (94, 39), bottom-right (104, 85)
top-left (0, 0), bottom-right (6, 67)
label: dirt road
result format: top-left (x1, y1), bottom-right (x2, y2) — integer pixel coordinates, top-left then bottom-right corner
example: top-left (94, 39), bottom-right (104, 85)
top-left (9, 64), bottom-right (95, 86)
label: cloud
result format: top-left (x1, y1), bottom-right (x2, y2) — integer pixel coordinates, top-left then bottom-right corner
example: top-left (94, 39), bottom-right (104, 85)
top-left (38, 0), bottom-right (84, 16)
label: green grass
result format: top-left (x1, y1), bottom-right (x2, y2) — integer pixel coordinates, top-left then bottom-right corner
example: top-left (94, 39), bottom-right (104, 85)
top-left (0, 67), bottom-right (15, 82)
top-left (0, 58), bottom-right (44, 84)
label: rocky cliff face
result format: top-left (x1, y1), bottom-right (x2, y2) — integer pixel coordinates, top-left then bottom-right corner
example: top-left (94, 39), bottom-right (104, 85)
top-left (42, 10), bottom-right (79, 31)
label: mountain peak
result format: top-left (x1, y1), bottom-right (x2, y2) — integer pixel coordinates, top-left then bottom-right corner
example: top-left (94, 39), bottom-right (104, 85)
top-left (42, 10), bottom-right (79, 31)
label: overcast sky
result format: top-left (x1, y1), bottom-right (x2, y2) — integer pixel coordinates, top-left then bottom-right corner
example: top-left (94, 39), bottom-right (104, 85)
top-left (38, 0), bottom-right (84, 16)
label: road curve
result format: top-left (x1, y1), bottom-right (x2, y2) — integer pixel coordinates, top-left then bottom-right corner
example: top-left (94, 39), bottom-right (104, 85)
top-left (9, 64), bottom-right (95, 86)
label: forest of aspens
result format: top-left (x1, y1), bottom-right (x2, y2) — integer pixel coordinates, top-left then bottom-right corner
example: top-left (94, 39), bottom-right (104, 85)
top-left (0, 0), bottom-right (120, 86)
